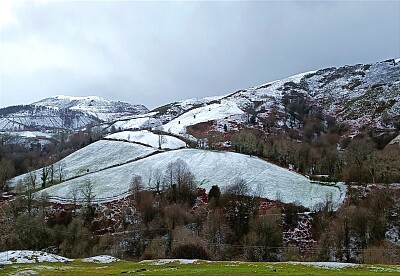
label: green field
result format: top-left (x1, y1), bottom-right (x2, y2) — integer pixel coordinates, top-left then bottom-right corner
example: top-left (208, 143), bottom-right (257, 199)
top-left (1, 260), bottom-right (400, 276)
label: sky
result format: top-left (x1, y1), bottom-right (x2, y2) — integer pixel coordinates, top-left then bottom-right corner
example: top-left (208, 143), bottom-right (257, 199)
top-left (0, 1), bottom-right (399, 110)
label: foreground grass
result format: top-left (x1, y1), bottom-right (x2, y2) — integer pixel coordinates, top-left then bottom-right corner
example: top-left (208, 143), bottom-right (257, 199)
top-left (1, 260), bottom-right (400, 275)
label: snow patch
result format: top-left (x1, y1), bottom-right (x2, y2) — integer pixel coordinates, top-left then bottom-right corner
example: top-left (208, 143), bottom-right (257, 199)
top-left (289, 261), bottom-right (360, 269)
top-left (140, 259), bottom-right (204, 265)
top-left (0, 250), bottom-right (73, 265)
top-left (82, 255), bottom-right (120, 264)
top-left (389, 134), bottom-right (400, 145)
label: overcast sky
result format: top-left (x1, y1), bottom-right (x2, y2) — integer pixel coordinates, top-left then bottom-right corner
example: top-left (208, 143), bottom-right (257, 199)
top-left (0, 1), bottom-right (399, 110)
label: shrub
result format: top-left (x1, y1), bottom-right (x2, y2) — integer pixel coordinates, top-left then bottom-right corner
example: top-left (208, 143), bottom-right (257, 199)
top-left (170, 243), bottom-right (210, 260)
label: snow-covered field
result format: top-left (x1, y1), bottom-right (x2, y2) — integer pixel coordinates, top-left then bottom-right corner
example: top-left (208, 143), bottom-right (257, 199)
top-left (106, 130), bottom-right (186, 149)
top-left (37, 149), bottom-right (345, 210)
top-left (0, 250), bottom-right (72, 265)
top-left (163, 101), bottom-right (244, 135)
top-left (8, 140), bottom-right (157, 188)
top-left (107, 116), bottom-right (162, 131)
top-left (5, 131), bottom-right (53, 138)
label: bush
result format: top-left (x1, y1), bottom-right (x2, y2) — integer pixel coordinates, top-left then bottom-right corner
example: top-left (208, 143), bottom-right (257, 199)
top-left (170, 243), bottom-right (210, 260)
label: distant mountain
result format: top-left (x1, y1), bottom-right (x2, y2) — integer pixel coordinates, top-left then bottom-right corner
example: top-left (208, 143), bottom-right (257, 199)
top-left (0, 95), bottom-right (149, 131)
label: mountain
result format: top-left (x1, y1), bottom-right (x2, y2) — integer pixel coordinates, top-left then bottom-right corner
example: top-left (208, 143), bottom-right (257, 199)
top-left (127, 58), bottom-right (399, 142)
top-left (0, 95), bottom-right (148, 132)
top-left (2, 58), bottom-right (399, 142)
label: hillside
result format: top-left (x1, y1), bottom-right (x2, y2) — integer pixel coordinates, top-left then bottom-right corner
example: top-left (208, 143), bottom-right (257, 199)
top-left (28, 145), bottom-right (344, 209)
top-left (105, 130), bottom-right (186, 149)
top-left (8, 140), bottom-right (159, 187)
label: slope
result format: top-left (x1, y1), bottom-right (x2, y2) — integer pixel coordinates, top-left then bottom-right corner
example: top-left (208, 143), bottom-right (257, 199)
top-left (105, 130), bottom-right (186, 149)
top-left (37, 149), bottom-right (345, 210)
top-left (8, 140), bottom-right (158, 187)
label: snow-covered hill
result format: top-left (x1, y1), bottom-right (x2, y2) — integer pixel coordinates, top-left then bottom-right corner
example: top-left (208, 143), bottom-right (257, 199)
top-left (31, 146), bottom-right (344, 210)
top-left (0, 95), bottom-right (148, 132)
top-left (8, 139), bottom-right (158, 187)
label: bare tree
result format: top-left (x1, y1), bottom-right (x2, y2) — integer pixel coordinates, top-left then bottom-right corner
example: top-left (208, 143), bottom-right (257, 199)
top-left (57, 162), bottom-right (66, 183)
top-left (164, 159), bottom-right (196, 203)
top-left (22, 174), bottom-right (36, 216)
top-left (226, 178), bottom-right (250, 198)
top-left (81, 179), bottom-right (96, 206)
top-left (28, 171), bottom-right (37, 190)
top-left (130, 175), bottom-right (143, 199)
top-left (49, 164), bottom-right (55, 185)
top-left (343, 139), bottom-right (376, 184)
top-left (41, 166), bottom-right (50, 188)
top-left (152, 168), bottom-right (163, 194)
top-left (158, 133), bottom-right (166, 149)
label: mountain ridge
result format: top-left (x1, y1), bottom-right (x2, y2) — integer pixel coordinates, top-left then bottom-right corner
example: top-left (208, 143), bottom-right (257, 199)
top-left (141, 58), bottom-right (399, 141)
top-left (1, 57), bottom-right (399, 144)
top-left (0, 95), bottom-right (149, 132)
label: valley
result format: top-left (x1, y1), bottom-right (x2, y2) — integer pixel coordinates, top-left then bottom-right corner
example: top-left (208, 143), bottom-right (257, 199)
top-left (0, 57), bottom-right (399, 266)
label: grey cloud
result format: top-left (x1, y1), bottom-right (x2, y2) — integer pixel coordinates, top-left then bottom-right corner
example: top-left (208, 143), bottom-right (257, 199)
top-left (0, 1), bottom-right (399, 109)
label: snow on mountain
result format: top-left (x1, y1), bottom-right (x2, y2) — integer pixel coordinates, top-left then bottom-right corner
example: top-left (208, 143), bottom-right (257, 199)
top-left (163, 101), bottom-right (244, 136)
top-left (0, 95), bottom-right (149, 132)
top-left (106, 130), bottom-right (186, 149)
top-left (228, 70), bottom-right (317, 110)
top-left (106, 112), bottom-right (162, 132)
top-left (145, 58), bottom-right (399, 139)
top-left (8, 140), bottom-right (157, 188)
top-left (0, 250), bottom-right (73, 265)
top-left (33, 95), bottom-right (149, 122)
top-left (36, 148), bottom-right (345, 210)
